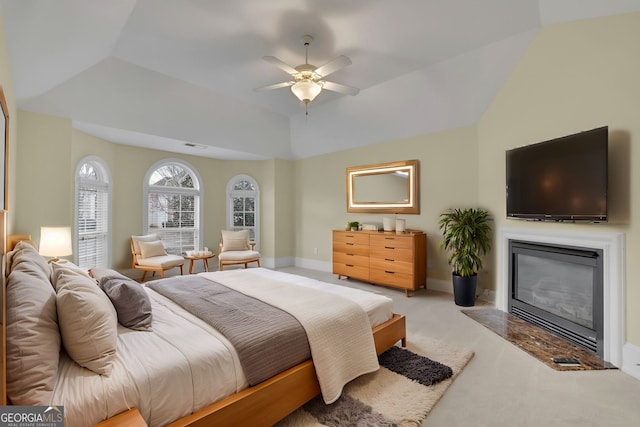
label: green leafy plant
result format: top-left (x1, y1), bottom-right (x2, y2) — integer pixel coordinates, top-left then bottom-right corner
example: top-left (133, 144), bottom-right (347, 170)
top-left (348, 221), bottom-right (360, 230)
top-left (438, 208), bottom-right (492, 277)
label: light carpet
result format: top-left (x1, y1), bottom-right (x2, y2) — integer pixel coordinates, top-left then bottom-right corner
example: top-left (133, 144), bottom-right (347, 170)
top-left (276, 335), bottom-right (474, 427)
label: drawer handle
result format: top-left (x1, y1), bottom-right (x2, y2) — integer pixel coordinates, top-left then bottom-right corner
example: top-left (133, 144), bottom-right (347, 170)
top-left (385, 258), bottom-right (395, 262)
top-left (385, 270), bottom-right (395, 274)
top-left (346, 264), bottom-right (354, 267)
top-left (384, 237), bottom-right (395, 240)
top-left (346, 243), bottom-right (354, 246)
top-left (346, 253), bottom-right (354, 256)
top-left (384, 246), bottom-right (395, 250)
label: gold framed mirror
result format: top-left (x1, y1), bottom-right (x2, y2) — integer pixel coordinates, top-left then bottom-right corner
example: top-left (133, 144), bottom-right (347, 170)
top-left (346, 159), bottom-right (419, 214)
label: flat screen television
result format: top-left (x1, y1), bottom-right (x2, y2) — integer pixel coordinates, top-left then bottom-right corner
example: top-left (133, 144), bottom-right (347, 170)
top-left (506, 126), bottom-right (608, 222)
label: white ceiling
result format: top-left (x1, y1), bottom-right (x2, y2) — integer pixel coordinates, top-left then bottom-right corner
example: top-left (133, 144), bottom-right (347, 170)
top-left (2, 0), bottom-right (639, 160)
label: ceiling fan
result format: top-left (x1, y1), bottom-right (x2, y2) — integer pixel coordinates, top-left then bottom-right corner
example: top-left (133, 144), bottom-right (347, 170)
top-left (255, 35), bottom-right (360, 114)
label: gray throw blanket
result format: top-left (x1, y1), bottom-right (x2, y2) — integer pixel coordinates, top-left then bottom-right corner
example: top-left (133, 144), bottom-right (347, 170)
top-left (147, 275), bottom-right (311, 386)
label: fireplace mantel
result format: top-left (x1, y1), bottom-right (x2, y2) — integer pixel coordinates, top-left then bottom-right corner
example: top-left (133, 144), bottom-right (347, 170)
top-left (497, 227), bottom-right (625, 367)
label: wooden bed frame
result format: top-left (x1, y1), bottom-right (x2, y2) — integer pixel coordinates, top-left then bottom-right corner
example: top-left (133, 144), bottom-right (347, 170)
top-left (1, 223), bottom-right (407, 427)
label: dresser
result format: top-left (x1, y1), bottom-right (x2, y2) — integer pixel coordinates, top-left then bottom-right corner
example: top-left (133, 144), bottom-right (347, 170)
top-left (332, 230), bottom-right (427, 296)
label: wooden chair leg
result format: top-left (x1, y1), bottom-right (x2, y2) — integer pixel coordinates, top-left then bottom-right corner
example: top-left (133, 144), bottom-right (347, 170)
top-left (141, 271), bottom-right (147, 282)
top-left (179, 265), bottom-right (184, 275)
top-left (160, 270), bottom-right (165, 278)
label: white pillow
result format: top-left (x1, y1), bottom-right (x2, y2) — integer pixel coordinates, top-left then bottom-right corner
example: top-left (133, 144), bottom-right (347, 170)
top-left (131, 233), bottom-right (160, 253)
top-left (53, 263), bottom-right (118, 375)
top-left (51, 259), bottom-right (93, 284)
top-left (138, 240), bottom-right (168, 259)
top-left (221, 230), bottom-right (250, 251)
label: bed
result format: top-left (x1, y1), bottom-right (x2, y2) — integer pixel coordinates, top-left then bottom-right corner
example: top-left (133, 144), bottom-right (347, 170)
top-left (1, 232), bottom-right (406, 427)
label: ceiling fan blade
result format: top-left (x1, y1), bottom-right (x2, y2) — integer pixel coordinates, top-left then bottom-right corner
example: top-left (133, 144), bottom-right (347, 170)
top-left (253, 81), bottom-right (294, 92)
top-left (321, 80), bottom-right (360, 96)
top-left (262, 56), bottom-right (298, 75)
top-left (314, 55), bottom-right (352, 77)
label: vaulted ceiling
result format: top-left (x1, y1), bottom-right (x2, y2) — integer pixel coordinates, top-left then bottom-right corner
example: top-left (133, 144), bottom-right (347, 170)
top-left (2, 1), bottom-right (638, 160)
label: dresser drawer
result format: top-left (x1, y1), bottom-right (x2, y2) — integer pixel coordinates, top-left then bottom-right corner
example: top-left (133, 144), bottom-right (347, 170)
top-left (370, 234), bottom-right (413, 249)
top-left (369, 257), bottom-right (413, 275)
top-left (369, 246), bottom-right (413, 262)
top-left (370, 269), bottom-right (415, 290)
top-left (332, 229), bottom-right (426, 296)
top-left (333, 241), bottom-right (369, 256)
top-left (333, 263), bottom-right (369, 281)
top-left (333, 252), bottom-right (369, 268)
top-left (333, 231), bottom-right (370, 245)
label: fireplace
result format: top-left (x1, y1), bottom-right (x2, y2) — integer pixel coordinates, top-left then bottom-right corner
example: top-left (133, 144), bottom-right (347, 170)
top-left (508, 240), bottom-right (603, 357)
top-left (497, 228), bottom-right (624, 368)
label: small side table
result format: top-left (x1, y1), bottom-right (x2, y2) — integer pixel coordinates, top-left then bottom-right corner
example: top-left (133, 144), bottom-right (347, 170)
top-left (183, 253), bottom-right (216, 274)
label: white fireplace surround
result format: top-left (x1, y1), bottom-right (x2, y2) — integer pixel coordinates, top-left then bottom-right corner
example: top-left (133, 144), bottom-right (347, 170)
top-left (497, 227), bottom-right (625, 368)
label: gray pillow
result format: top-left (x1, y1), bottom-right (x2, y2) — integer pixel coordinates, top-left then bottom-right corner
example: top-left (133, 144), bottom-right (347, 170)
top-left (96, 271), bottom-right (153, 331)
top-left (89, 267), bottom-right (124, 282)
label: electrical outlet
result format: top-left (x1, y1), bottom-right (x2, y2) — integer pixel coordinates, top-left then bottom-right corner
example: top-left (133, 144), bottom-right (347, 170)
top-left (313, 247), bottom-right (318, 255)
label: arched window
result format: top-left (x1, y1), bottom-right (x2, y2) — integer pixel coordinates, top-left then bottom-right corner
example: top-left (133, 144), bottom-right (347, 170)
top-left (75, 156), bottom-right (111, 268)
top-left (144, 159), bottom-right (202, 254)
top-left (227, 175), bottom-right (259, 246)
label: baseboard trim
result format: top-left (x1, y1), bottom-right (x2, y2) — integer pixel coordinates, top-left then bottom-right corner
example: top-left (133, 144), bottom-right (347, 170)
top-left (285, 264), bottom-right (495, 305)
top-left (427, 277), bottom-right (496, 304)
top-left (261, 256), bottom-right (295, 269)
top-left (427, 277), bottom-right (451, 294)
top-left (294, 257), bottom-right (332, 272)
top-left (622, 343), bottom-right (640, 380)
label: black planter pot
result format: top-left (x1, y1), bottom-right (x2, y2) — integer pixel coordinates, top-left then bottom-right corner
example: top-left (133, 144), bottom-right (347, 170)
top-left (452, 273), bottom-right (477, 307)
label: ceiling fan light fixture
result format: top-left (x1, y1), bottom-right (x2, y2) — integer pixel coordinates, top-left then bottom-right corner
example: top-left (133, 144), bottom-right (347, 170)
top-left (291, 79), bottom-right (322, 103)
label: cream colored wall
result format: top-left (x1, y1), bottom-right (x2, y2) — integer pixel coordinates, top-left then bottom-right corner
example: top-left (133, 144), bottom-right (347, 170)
top-left (294, 125), bottom-right (479, 283)
top-left (478, 13), bottom-right (640, 345)
top-left (15, 112), bottom-right (73, 232)
top-left (14, 111), bottom-right (288, 271)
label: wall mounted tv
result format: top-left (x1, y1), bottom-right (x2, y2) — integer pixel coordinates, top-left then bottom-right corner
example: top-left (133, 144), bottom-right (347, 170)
top-left (506, 126), bottom-right (608, 222)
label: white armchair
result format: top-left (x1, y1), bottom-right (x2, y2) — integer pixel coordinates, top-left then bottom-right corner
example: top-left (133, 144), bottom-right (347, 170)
top-left (130, 234), bottom-right (185, 281)
top-left (218, 230), bottom-right (261, 271)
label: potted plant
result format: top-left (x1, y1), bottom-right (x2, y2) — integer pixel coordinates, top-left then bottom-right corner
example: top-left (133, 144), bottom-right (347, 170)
top-left (438, 208), bottom-right (492, 306)
top-left (348, 221), bottom-right (360, 231)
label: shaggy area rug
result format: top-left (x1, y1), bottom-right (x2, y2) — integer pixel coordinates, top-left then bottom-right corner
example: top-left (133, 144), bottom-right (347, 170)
top-left (276, 335), bottom-right (474, 427)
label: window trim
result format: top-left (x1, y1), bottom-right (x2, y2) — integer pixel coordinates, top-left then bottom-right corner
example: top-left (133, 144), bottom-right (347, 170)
top-left (74, 155), bottom-right (112, 267)
top-left (226, 174), bottom-right (260, 248)
top-left (143, 158), bottom-right (204, 252)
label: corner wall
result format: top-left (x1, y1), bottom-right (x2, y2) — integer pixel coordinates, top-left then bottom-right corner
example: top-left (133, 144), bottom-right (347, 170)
top-left (478, 13), bottom-right (640, 350)
top-left (14, 111), bottom-right (292, 271)
top-left (293, 125), bottom-right (480, 288)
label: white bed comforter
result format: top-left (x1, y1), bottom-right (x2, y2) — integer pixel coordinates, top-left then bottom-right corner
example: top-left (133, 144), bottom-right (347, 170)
top-left (51, 268), bottom-right (393, 426)
top-left (200, 268), bottom-right (380, 404)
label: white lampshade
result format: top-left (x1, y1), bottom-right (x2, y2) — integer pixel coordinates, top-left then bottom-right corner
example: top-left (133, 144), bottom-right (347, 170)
top-left (39, 227), bottom-right (72, 260)
top-left (291, 79), bottom-right (322, 103)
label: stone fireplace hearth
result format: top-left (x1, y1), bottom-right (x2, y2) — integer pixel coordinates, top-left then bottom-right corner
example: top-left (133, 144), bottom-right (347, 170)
top-left (497, 227), bottom-right (625, 367)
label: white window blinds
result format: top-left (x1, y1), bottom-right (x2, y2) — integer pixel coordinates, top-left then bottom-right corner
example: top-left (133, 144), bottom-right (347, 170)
top-left (76, 160), bottom-right (110, 268)
top-left (146, 161), bottom-right (201, 254)
top-left (227, 175), bottom-right (259, 245)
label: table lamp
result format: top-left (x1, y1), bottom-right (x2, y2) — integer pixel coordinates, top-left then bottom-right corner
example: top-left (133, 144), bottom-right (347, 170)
top-left (39, 226), bottom-right (72, 263)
